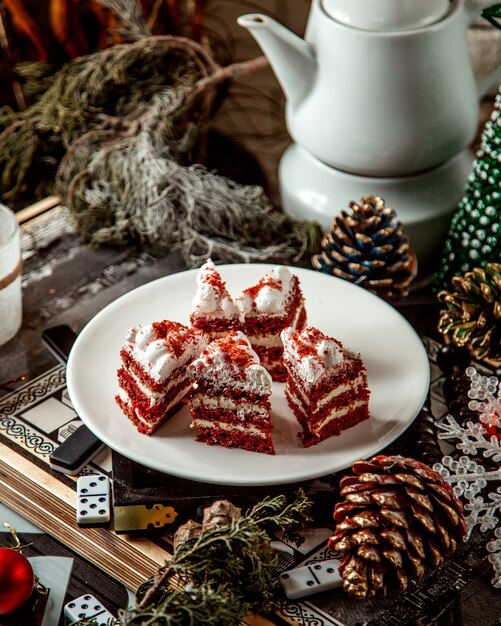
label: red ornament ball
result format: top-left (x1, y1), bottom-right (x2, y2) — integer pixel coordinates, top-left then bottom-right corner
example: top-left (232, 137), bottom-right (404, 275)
top-left (0, 547), bottom-right (34, 614)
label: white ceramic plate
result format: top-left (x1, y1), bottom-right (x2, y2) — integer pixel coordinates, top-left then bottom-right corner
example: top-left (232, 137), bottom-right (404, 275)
top-left (66, 264), bottom-right (429, 486)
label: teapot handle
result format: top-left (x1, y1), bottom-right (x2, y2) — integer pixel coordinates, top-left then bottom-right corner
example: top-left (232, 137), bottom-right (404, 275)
top-left (465, 0), bottom-right (497, 24)
top-left (466, 1), bottom-right (500, 97)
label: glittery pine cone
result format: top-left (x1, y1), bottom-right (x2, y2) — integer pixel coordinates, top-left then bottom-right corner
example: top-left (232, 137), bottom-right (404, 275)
top-left (328, 455), bottom-right (466, 600)
top-left (438, 263), bottom-right (501, 365)
top-left (312, 196), bottom-right (417, 298)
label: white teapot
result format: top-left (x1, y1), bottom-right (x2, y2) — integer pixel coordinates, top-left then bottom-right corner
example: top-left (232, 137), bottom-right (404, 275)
top-left (238, 0), bottom-right (496, 177)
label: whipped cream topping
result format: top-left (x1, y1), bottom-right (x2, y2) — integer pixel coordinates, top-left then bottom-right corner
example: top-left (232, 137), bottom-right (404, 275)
top-left (125, 321), bottom-right (207, 382)
top-left (192, 261), bottom-right (295, 321)
top-left (190, 331), bottom-right (272, 396)
top-left (281, 326), bottom-right (346, 386)
top-left (236, 265), bottom-right (293, 316)
top-left (317, 339), bottom-right (344, 367)
top-left (191, 259), bottom-right (238, 318)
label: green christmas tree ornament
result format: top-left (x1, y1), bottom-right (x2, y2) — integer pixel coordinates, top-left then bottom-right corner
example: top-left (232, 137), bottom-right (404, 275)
top-left (434, 5), bottom-right (501, 290)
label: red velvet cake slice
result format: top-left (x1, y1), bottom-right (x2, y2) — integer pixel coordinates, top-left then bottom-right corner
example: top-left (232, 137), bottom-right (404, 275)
top-left (188, 330), bottom-right (275, 454)
top-left (116, 320), bottom-right (207, 435)
top-left (281, 326), bottom-right (370, 447)
top-left (190, 259), bottom-right (239, 341)
top-left (235, 266), bottom-right (307, 382)
top-left (190, 261), bottom-right (307, 381)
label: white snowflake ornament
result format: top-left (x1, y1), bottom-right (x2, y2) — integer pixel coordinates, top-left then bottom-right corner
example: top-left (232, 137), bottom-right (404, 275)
top-left (487, 527), bottom-right (501, 588)
top-left (466, 366), bottom-right (501, 430)
top-left (434, 368), bottom-right (501, 588)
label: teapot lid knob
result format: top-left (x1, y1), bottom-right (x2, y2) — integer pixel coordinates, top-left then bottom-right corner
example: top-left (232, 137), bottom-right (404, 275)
top-left (322, 0), bottom-right (451, 31)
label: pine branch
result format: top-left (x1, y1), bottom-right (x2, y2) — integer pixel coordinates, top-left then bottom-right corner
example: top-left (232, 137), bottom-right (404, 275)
top-left (246, 488), bottom-right (313, 545)
top-left (136, 490), bottom-right (313, 615)
top-left (0, 0), bottom-right (321, 263)
top-left (187, 55), bottom-right (269, 103)
top-left (122, 583), bottom-right (248, 626)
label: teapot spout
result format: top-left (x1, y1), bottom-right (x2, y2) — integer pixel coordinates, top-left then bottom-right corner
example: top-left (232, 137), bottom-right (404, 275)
top-left (238, 14), bottom-right (315, 109)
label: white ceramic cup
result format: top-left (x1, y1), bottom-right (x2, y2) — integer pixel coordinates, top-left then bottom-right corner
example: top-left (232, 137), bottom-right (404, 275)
top-left (0, 204), bottom-right (22, 345)
top-left (322, 0), bottom-right (451, 31)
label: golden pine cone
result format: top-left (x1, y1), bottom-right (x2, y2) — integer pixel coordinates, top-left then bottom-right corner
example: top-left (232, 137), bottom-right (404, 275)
top-left (328, 455), bottom-right (466, 600)
top-left (438, 263), bottom-right (501, 365)
top-left (312, 196), bottom-right (417, 298)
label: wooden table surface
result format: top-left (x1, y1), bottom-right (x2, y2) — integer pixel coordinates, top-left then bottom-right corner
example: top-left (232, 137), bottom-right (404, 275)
top-left (0, 204), bottom-right (499, 626)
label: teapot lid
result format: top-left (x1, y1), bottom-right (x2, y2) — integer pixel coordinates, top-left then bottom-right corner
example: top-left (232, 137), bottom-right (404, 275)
top-left (322, 0), bottom-right (451, 31)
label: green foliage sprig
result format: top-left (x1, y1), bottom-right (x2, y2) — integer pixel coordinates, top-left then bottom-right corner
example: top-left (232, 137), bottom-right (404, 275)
top-left (77, 490), bottom-right (313, 626)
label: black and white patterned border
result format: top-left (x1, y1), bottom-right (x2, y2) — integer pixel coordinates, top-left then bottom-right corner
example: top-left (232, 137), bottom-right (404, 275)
top-left (278, 599), bottom-right (346, 626)
top-left (0, 365), bottom-right (66, 415)
top-left (0, 365), bottom-right (66, 459)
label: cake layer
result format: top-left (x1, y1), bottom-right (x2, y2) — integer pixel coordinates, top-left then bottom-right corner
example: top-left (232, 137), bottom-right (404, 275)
top-left (116, 320), bottom-right (207, 435)
top-left (117, 367), bottom-right (190, 414)
top-left (283, 356), bottom-right (364, 400)
top-left (313, 388), bottom-right (370, 433)
top-left (190, 319), bottom-right (238, 341)
top-left (281, 325), bottom-right (370, 447)
top-left (244, 301), bottom-right (306, 343)
top-left (285, 371), bottom-right (370, 446)
top-left (254, 348), bottom-right (287, 382)
top-left (190, 401), bottom-right (272, 430)
top-left (116, 382), bottom-right (190, 435)
top-left (192, 300), bottom-right (306, 346)
top-left (192, 378), bottom-right (271, 401)
top-left (120, 348), bottom-right (166, 393)
top-left (118, 370), bottom-right (192, 421)
top-left (118, 364), bottom-right (187, 407)
top-left (285, 367), bottom-right (368, 416)
top-left (190, 396), bottom-right (271, 423)
top-left (286, 384), bottom-right (370, 432)
top-left (188, 331), bottom-right (275, 454)
top-left (192, 418), bottom-right (270, 438)
top-left (194, 425), bottom-right (275, 455)
top-left (237, 309), bottom-right (301, 335)
top-left (293, 303), bottom-right (307, 334)
top-left (285, 387), bottom-right (369, 446)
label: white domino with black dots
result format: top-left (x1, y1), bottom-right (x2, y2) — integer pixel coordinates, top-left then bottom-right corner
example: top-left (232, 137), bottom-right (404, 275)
top-left (279, 558), bottom-right (342, 600)
top-left (64, 593), bottom-right (114, 625)
top-left (76, 474), bottom-right (111, 526)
